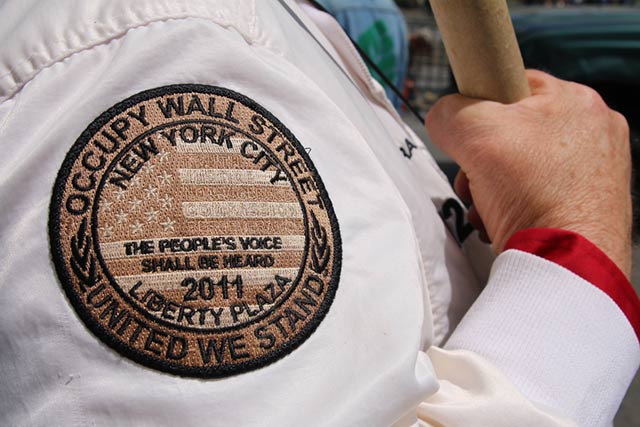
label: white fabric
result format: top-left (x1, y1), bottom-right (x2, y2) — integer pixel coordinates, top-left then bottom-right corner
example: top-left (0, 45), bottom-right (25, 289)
top-left (420, 348), bottom-right (574, 427)
top-left (0, 0), bottom-right (636, 426)
top-left (0, 12), bottom-right (434, 427)
top-left (446, 250), bottom-right (640, 427)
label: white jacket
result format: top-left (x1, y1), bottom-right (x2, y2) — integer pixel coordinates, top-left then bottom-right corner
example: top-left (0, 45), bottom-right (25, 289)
top-left (0, 1), bottom-right (637, 426)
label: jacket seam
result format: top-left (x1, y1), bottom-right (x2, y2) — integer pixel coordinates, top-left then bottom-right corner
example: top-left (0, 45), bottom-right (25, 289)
top-left (0, 15), bottom-right (266, 106)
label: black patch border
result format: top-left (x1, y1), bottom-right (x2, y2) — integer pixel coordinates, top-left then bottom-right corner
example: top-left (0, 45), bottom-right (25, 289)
top-left (48, 84), bottom-right (342, 378)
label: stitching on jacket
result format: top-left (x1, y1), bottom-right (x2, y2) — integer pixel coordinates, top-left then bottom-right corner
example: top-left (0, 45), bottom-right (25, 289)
top-left (0, 93), bottom-right (19, 136)
top-left (0, 14), bottom-right (267, 105)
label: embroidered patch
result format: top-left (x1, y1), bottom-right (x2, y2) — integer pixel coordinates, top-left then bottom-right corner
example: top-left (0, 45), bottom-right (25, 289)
top-left (49, 85), bottom-right (341, 377)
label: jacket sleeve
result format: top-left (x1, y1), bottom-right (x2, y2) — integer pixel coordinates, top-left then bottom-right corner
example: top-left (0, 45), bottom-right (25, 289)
top-left (1, 1), bottom-right (638, 426)
top-left (423, 228), bottom-right (640, 427)
top-left (0, 3), bottom-right (442, 426)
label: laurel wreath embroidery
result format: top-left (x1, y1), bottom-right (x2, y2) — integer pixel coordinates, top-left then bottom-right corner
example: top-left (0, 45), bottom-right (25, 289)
top-left (310, 210), bottom-right (330, 275)
top-left (69, 218), bottom-right (101, 292)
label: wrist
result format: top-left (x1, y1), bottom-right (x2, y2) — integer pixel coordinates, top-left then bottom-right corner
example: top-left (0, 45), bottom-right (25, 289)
top-left (566, 226), bottom-right (632, 279)
top-left (497, 210), bottom-right (631, 278)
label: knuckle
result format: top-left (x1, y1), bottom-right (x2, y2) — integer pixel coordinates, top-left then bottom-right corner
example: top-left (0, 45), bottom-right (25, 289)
top-left (612, 110), bottom-right (630, 135)
top-left (525, 69), bottom-right (554, 91)
top-left (535, 97), bottom-right (558, 117)
top-left (605, 110), bottom-right (630, 156)
top-left (574, 83), bottom-right (607, 110)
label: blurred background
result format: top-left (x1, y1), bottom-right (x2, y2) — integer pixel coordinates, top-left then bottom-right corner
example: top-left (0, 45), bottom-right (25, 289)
top-left (317, 0), bottom-right (640, 425)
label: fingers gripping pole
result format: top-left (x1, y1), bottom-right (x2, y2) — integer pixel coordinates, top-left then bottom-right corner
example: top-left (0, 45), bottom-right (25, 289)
top-left (429, 0), bottom-right (530, 104)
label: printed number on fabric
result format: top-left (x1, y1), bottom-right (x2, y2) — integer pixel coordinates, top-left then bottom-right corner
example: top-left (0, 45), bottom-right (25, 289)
top-left (49, 85), bottom-right (342, 378)
top-left (440, 198), bottom-right (474, 246)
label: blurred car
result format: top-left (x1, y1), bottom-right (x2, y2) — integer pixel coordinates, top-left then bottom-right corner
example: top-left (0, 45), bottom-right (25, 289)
top-left (511, 7), bottom-right (640, 135)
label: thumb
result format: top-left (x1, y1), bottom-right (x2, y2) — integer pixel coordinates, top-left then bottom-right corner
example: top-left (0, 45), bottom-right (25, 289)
top-left (425, 94), bottom-right (505, 171)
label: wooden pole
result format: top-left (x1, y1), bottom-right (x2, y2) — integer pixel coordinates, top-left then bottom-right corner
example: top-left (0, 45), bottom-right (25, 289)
top-left (429, 0), bottom-right (530, 103)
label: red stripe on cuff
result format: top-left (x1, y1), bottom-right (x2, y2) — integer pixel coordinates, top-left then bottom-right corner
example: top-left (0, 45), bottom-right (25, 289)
top-left (505, 228), bottom-right (640, 342)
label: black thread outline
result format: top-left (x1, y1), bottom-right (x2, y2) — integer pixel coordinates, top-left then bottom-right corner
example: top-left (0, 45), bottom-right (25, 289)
top-left (48, 84), bottom-right (342, 378)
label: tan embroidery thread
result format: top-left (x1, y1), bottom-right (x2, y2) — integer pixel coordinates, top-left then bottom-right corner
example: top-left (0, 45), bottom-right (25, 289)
top-left (49, 85), bottom-right (341, 377)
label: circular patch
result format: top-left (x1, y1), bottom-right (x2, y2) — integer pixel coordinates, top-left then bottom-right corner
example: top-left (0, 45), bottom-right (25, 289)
top-left (49, 85), bottom-right (341, 377)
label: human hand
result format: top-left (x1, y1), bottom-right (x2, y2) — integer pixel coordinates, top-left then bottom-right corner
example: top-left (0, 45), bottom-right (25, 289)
top-left (426, 70), bottom-right (632, 277)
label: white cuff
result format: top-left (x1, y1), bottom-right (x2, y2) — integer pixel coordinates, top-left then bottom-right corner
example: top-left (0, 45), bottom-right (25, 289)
top-left (446, 249), bottom-right (640, 427)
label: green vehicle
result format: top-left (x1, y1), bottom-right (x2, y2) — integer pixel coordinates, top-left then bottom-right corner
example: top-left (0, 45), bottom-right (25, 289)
top-left (511, 7), bottom-right (640, 134)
